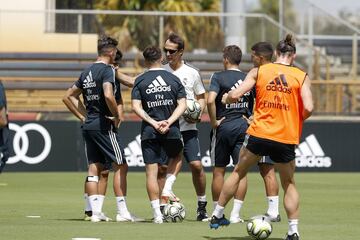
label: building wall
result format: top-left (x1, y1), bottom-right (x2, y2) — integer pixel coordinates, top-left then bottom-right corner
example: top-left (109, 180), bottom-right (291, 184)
top-left (0, 0), bottom-right (97, 53)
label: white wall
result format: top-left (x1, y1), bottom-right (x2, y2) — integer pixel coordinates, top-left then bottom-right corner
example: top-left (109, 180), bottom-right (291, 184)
top-left (0, 0), bottom-right (97, 53)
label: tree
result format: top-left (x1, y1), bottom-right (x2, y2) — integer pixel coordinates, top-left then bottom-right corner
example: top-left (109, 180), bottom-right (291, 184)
top-left (94, 0), bottom-right (224, 52)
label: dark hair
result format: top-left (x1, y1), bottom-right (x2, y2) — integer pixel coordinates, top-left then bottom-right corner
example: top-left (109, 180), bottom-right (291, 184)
top-left (223, 45), bottom-right (242, 65)
top-left (276, 34), bottom-right (296, 55)
top-left (167, 32), bottom-right (185, 50)
top-left (97, 36), bottom-right (118, 56)
top-left (251, 42), bottom-right (273, 61)
top-left (114, 48), bottom-right (123, 65)
top-left (143, 46), bottom-right (162, 63)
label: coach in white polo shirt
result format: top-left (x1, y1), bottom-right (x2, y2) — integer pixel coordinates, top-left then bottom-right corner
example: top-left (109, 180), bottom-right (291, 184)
top-left (162, 32), bottom-right (208, 221)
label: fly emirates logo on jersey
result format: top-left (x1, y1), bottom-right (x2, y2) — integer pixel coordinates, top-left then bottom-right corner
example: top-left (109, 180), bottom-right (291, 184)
top-left (226, 79), bottom-right (250, 109)
top-left (261, 75), bottom-right (292, 111)
top-left (146, 76), bottom-right (174, 108)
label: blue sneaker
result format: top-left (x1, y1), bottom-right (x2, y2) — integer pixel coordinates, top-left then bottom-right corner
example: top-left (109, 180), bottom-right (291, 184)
top-left (209, 215), bottom-right (230, 229)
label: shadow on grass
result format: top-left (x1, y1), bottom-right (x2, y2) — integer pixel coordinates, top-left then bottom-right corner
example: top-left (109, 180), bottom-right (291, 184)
top-left (202, 236), bottom-right (283, 240)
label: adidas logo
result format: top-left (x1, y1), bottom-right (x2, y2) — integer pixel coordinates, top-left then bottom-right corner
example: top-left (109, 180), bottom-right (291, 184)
top-left (146, 76), bottom-right (171, 94)
top-left (83, 71), bottom-right (96, 89)
top-left (295, 134), bottom-right (332, 168)
top-left (123, 135), bottom-right (145, 167)
top-left (266, 74), bottom-right (292, 94)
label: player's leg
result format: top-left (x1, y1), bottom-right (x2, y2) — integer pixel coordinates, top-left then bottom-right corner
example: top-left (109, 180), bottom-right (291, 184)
top-left (84, 166), bottom-right (108, 221)
top-left (259, 158), bottom-right (281, 222)
top-left (82, 130), bottom-right (106, 222)
top-left (182, 130), bottom-right (208, 221)
top-left (211, 167), bottom-right (225, 208)
top-left (210, 145), bottom-right (260, 228)
top-left (0, 147), bottom-right (9, 173)
top-left (161, 150), bottom-right (182, 202)
top-left (229, 139), bottom-right (247, 224)
top-left (161, 138), bottom-right (184, 203)
top-left (142, 139), bottom-right (164, 223)
top-left (276, 160), bottom-right (300, 239)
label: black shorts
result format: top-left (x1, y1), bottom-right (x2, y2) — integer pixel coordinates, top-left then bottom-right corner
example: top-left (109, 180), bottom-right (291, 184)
top-left (141, 138), bottom-right (183, 165)
top-left (259, 156), bottom-right (275, 165)
top-left (181, 130), bottom-right (201, 162)
top-left (210, 118), bottom-right (248, 167)
top-left (243, 134), bottom-right (295, 163)
top-left (82, 129), bottom-right (126, 166)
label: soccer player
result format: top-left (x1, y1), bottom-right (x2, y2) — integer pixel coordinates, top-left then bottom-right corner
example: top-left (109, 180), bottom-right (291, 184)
top-left (131, 46), bottom-right (186, 224)
top-left (63, 36), bottom-right (134, 222)
top-left (0, 81), bottom-right (10, 174)
top-left (207, 45), bottom-right (254, 223)
top-left (162, 33), bottom-right (209, 221)
top-left (82, 48), bottom-right (137, 221)
top-left (210, 34), bottom-right (313, 240)
top-left (250, 42), bottom-right (281, 222)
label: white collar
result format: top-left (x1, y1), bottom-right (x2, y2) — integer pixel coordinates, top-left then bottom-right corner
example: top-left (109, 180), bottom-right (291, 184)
top-left (148, 68), bottom-right (165, 71)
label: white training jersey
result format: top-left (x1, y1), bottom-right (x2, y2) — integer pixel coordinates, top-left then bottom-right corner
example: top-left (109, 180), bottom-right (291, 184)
top-left (163, 61), bottom-right (206, 131)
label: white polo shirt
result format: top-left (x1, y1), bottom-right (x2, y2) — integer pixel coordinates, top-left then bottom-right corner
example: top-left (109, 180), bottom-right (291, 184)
top-left (163, 61), bottom-right (206, 131)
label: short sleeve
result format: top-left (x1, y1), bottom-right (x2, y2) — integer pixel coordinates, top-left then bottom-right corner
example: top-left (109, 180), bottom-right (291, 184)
top-left (114, 80), bottom-right (121, 101)
top-left (193, 71), bottom-right (206, 95)
top-left (102, 66), bottom-right (115, 84)
top-left (209, 73), bottom-right (220, 93)
top-left (0, 84), bottom-right (6, 108)
top-left (74, 74), bottom-right (83, 89)
top-left (131, 78), bottom-right (142, 100)
top-left (177, 81), bottom-right (186, 99)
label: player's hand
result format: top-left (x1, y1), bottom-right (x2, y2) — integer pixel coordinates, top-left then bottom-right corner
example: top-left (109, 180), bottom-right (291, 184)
top-left (211, 116), bottom-right (225, 129)
top-left (243, 115), bottom-right (253, 125)
top-left (80, 116), bottom-right (86, 124)
top-left (158, 120), bottom-right (170, 134)
top-left (106, 115), bottom-right (121, 128)
top-left (221, 93), bottom-right (229, 104)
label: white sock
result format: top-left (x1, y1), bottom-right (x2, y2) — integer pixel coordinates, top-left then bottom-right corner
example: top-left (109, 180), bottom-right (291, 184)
top-left (230, 199), bottom-right (243, 218)
top-left (197, 195), bottom-right (207, 202)
top-left (89, 195), bottom-right (101, 215)
top-left (84, 193), bottom-right (91, 212)
top-left (162, 174), bottom-right (176, 195)
top-left (116, 196), bottom-right (130, 215)
top-left (212, 204), bottom-right (225, 218)
top-left (213, 201), bottom-right (218, 211)
top-left (266, 196), bottom-right (279, 216)
top-left (98, 195), bottom-right (105, 212)
top-left (150, 199), bottom-right (162, 218)
top-left (288, 219), bottom-right (299, 235)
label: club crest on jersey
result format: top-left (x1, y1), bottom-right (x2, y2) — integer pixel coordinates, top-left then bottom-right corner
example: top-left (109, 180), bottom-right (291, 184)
top-left (146, 76), bottom-right (171, 94)
top-left (83, 71), bottom-right (96, 88)
top-left (266, 74), bottom-right (292, 94)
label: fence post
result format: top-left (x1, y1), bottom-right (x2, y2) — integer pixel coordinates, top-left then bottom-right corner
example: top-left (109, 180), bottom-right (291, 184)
top-left (261, 17), bottom-right (265, 41)
top-left (307, 3), bottom-right (314, 78)
top-left (159, 15), bottom-right (164, 49)
top-left (77, 13), bottom-right (83, 54)
top-left (352, 33), bottom-right (358, 80)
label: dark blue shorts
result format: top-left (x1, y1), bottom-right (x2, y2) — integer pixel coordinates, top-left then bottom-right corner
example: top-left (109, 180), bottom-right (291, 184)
top-left (82, 129), bottom-right (126, 166)
top-left (181, 130), bottom-right (201, 162)
top-left (243, 134), bottom-right (295, 163)
top-left (210, 118), bottom-right (248, 167)
top-left (141, 138), bottom-right (183, 165)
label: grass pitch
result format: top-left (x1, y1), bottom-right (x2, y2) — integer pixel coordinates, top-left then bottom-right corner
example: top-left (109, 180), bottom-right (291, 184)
top-left (0, 172), bottom-right (359, 240)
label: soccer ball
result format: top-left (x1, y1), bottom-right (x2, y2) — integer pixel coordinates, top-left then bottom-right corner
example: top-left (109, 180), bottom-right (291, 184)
top-left (163, 202), bottom-right (186, 222)
top-left (183, 99), bottom-right (201, 122)
top-left (246, 217), bottom-right (272, 240)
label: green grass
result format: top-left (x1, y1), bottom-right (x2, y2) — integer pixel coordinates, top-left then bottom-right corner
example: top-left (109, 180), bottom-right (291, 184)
top-left (0, 172), bottom-right (359, 240)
